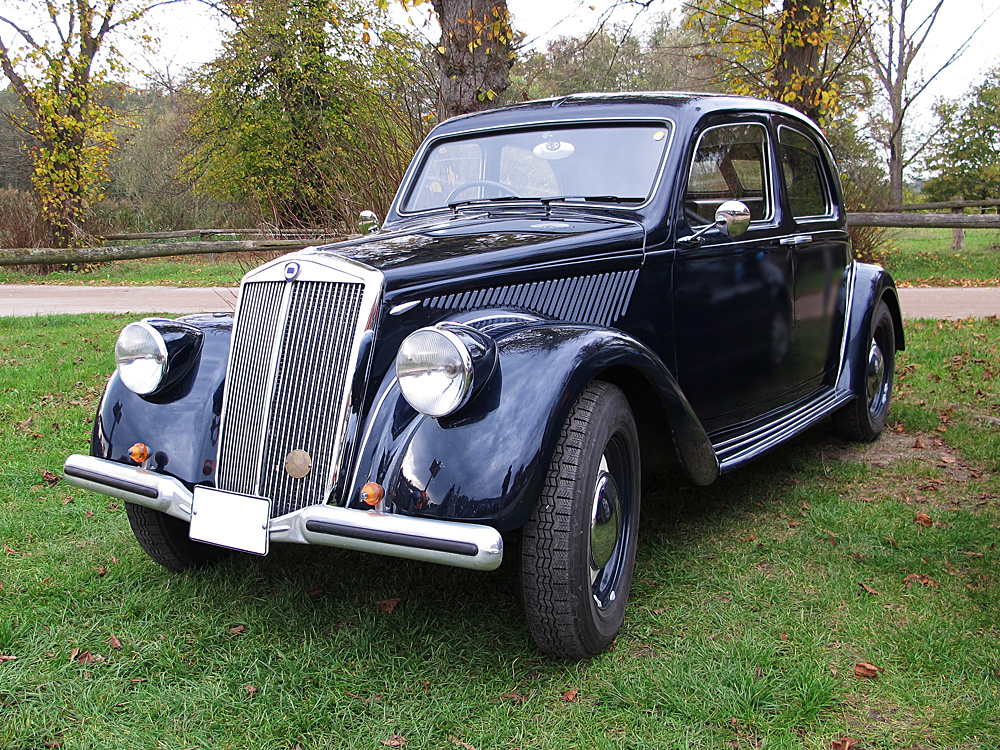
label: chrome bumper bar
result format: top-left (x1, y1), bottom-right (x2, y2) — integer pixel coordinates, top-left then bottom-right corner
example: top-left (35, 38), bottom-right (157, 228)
top-left (63, 455), bottom-right (503, 571)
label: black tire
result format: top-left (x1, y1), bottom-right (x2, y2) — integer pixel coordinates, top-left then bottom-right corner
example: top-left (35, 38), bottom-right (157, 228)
top-left (520, 381), bottom-right (641, 658)
top-left (125, 502), bottom-right (231, 572)
top-left (833, 299), bottom-right (896, 442)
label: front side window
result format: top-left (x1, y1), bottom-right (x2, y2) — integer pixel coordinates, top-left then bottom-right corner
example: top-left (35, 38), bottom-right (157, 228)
top-left (778, 126), bottom-right (832, 219)
top-left (402, 123), bottom-right (673, 212)
top-left (685, 123), bottom-right (772, 224)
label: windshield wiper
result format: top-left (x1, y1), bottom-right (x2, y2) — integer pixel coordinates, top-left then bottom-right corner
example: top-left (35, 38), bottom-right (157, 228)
top-left (540, 196), bottom-right (645, 205)
top-left (448, 195), bottom-right (523, 211)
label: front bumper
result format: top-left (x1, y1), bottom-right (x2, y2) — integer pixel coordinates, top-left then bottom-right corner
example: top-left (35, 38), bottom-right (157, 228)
top-left (63, 454), bottom-right (503, 571)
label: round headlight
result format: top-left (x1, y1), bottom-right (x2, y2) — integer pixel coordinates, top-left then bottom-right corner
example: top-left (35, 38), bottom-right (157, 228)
top-left (115, 322), bottom-right (168, 395)
top-left (396, 327), bottom-right (473, 417)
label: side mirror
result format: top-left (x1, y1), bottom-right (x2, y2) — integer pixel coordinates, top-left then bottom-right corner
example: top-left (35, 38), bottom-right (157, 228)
top-left (359, 210), bottom-right (380, 234)
top-left (677, 200), bottom-right (752, 247)
top-left (715, 201), bottom-right (751, 238)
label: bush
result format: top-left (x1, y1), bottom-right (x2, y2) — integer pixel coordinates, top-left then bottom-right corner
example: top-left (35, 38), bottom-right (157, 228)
top-left (0, 187), bottom-right (46, 250)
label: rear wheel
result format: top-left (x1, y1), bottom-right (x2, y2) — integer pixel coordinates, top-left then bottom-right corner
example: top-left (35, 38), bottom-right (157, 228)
top-left (520, 381), bottom-right (640, 658)
top-left (833, 300), bottom-right (896, 442)
top-left (125, 502), bottom-right (231, 572)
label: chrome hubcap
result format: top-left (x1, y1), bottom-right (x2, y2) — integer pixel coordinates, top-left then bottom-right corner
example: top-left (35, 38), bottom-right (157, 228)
top-left (866, 341), bottom-right (886, 414)
top-left (590, 455), bottom-right (623, 608)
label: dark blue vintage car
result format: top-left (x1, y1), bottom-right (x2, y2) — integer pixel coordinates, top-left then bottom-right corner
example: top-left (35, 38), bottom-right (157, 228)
top-left (64, 93), bottom-right (903, 657)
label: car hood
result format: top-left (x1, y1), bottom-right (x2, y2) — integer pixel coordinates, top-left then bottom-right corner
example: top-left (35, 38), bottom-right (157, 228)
top-left (306, 211), bottom-right (645, 296)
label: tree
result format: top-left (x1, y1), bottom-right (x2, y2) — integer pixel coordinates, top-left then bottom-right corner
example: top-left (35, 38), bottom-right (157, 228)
top-left (185, 0), bottom-right (423, 228)
top-left (922, 68), bottom-right (1000, 203)
top-left (851, 0), bottom-right (991, 208)
top-left (684, 0), bottom-right (865, 124)
top-left (520, 12), bottom-right (716, 98)
top-left (0, 0), bottom-right (168, 246)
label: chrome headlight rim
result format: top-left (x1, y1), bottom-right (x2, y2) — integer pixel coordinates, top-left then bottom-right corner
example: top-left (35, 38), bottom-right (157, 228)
top-left (115, 320), bottom-right (169, 395)
top-left (396, 325), bottom-right (477, 418)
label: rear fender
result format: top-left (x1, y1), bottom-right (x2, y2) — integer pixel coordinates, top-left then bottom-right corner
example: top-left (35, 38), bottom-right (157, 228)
top-left (353, 323), bottom-right (718, 532)
top-left (836, 262), bottom-right (905, 396)
top-left (91, 314), bottom-right (233, 487)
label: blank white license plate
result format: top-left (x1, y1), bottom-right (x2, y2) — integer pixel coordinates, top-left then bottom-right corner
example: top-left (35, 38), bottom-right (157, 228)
top-left (190, 486), bottom-right (271, 555)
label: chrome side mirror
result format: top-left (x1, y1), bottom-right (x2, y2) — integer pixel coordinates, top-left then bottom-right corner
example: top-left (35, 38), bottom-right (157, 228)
top-left (715, 200), bottom-right (751, 237)
top-left (359, 210), bottom-right (380, 234)
top-left (677, 200), bottom-right (752, 246)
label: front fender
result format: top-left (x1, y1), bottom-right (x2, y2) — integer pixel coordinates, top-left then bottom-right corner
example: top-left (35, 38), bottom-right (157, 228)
top-left (353, 324), bottom-right (718, 532)
top-left (836, 262), bottom-right (905, 396)
top-left (91, 313), bottom-right (232, 487)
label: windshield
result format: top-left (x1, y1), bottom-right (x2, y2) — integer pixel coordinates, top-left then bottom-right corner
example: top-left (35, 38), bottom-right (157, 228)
top-left (401, 123), bottom-right (673, 212)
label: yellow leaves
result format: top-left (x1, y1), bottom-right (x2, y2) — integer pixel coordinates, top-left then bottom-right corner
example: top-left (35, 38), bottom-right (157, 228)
top-left (362, 31), bottom-right (370, 44)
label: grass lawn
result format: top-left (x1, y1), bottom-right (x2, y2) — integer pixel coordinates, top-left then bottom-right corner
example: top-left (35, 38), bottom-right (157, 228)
top-left (2, 227), bottom-right (998, 290)
top-left (1, 315), bottom-right (998, 749)
top-left (882, 228), bottom-right (1000, 288)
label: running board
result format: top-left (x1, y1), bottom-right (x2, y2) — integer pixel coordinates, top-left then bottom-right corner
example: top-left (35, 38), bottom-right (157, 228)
top-left (711, 389), bottom-right (854, 473)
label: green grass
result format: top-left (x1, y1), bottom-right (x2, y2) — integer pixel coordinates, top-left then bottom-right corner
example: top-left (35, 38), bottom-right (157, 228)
top-left (0, 253), bottom-right (265, 287)
top-left (1, 315), bottom-right (999, 749)
top-left (882, 228), bottom-right (1000, 287)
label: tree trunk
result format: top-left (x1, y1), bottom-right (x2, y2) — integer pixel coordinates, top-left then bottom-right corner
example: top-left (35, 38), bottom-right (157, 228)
top-left (774, 0), bottom-right (826, 122)
top-left (431, 0), bottom-right (514, 120)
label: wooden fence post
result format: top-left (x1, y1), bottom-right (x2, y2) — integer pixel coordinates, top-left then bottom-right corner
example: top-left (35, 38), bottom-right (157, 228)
top-left (952, 195), bottom-right (965, 251)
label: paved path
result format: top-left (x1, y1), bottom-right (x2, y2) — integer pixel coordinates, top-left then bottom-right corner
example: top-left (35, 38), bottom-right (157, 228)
top-left (1, 284), bottom-right (999, 319)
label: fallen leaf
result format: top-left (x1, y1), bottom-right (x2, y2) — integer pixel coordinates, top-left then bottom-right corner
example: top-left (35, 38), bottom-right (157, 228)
top-left (501, 689), bottom-right (526, 703)
top-left (828, 665), bottom-right (838, 676)
top-left (106, 634), bottom-right (122, 650)
top-left (829, 533), bottom-right (837, 547)
top-left (245, 684), bottom-right (258, 696)
top-left (84, 510), bottom-right (94, 518)
top-left (376, 598), bottom-right (401, 614)
top-left (94, 566), bottom-right (108, 577)
top-left (0, 654), bottom-right (17, 662)
top-left (831, 738), bottom-right (858, 750)
top-left (380, 734), bottom-right (407, 747)
top-left (561, 688), bottom-right (579, 702)
top-left (903, 573), bottom-right (939, 588)
top-left (940, 455), bottom-right (958, 464)
top-left (652, 607), bottom-right (667, 615)
top-left (41, 469), bottom-right (60, 485)
top-left (69, 648), bottom-right (79, 662)
top-left (860, 582), bottom-right (879, 596)
top-left (854, 662), bottom-right (882, 678)
top-left (449, 736), bottom-right (477, 750)
top-left (779, 633), bottom-right (789, 641)
top-left (912, 438), bottom-right (926, 449)
top-left (228, 625), bottom-right (245, 635)
top-left (914, 513), bottom-right (933, 528)
top-left (76, 650), bottom-right (96, 665)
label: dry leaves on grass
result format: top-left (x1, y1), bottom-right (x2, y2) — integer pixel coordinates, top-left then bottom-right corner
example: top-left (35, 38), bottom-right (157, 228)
top-left (854, 661), bottom-right (883, 679)
top-left (831, 738), bottom-right (858, 750)
top-left (860, 582), bottom-right (880, 596)
top-left (228, 625), bottom-right (245, 635)
top-left (380, 734), bottom-right (407, 747)
top-left (0, 654), bottom-right (17, 662)
top-left (501, 689), bottom-right (527, 704)
top-left (376, 598), bottom-right (401, 614)
top-left (106, 634), bottom-right (122, 650)
top-left (449, 736), bottom-right (477, 750)
top-left (903, 573), bottom-right (939, 588)
top-left (69, 649), bottom-right (102, 665)
top-left (561, 688), bottom-right (579, 702)
top-left (914, 513), bottom-right (934, 528)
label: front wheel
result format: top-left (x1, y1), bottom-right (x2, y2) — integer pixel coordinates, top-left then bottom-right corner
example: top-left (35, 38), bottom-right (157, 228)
top-left (833, 299), bottom-right (896, 442)
top-left (520, 381), bottom-right (640, 658)
top-left (125, 502), bottom-right (231, 572)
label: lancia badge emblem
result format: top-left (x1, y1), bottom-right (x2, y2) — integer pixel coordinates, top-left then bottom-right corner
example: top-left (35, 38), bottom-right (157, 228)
top-left (284, 449), bottom-right (311, 478)
top-left (283, 261), bottom-right (301, 281)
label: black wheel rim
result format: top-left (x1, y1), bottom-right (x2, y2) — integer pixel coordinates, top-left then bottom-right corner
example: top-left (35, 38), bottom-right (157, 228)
top-left (589, 433), bottom-right (634, 611)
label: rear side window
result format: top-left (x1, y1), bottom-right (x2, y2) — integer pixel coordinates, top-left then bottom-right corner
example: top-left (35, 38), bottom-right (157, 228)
top-left (778, 126), bottom-right (832, 219)
top-left (685, 123), bottom-right (772, 224)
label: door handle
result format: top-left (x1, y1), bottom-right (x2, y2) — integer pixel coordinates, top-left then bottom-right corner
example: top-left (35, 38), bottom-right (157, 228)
top-left (780, 235), bottom-right (813, 245)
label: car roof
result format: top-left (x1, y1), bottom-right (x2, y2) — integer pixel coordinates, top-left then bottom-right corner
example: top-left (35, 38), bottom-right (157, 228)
top-left (429, 92), bottom-right (823, 137)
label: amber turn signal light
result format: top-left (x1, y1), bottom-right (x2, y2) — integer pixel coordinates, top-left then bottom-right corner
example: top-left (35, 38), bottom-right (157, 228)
top-left (128, 443), bottom-right (149, 463)
top-left (360, 482), bottom-right (384, 506)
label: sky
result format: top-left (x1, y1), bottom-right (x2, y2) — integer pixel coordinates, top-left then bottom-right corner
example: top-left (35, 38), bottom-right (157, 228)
top-left (142, 0), bottom-right (1000, 111)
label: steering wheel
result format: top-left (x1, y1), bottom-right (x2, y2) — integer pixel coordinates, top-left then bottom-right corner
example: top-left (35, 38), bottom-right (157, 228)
top-left (446, 180), bottom-right (521, 204)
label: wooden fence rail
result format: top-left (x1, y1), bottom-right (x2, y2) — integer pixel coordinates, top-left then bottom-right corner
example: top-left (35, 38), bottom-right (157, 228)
top-left (2, 214), bottom-right (998, 267)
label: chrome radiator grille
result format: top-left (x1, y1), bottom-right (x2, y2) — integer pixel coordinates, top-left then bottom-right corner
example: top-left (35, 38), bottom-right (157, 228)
top-left (217, 279), bottom-right (366, 517)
